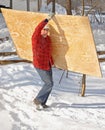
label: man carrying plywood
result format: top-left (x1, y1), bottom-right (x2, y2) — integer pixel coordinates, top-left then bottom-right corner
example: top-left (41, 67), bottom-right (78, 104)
top-left (32, 13), bottom-right (55, 110)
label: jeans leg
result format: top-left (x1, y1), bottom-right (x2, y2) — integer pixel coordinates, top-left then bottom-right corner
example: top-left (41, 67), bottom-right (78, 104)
top-left (35, 68), bottom-right (53, 105)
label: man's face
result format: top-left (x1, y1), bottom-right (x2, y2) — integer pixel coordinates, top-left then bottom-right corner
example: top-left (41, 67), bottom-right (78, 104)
top-left (41, 29), bottom-right (49, 38)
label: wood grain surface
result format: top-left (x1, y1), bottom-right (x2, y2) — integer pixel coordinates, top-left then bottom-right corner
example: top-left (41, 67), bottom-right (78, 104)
top-left (1, 8), bottom-right (102, 77)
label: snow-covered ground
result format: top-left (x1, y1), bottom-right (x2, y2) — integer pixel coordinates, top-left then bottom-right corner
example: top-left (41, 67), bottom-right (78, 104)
top-left (0, 0), bottom-right (105, 130)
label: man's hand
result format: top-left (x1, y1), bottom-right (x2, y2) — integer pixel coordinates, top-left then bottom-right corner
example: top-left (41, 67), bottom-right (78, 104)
top-left (47, 12), bottom-right (55, 21)
top-left (52, 64), bottom-right (55, 68)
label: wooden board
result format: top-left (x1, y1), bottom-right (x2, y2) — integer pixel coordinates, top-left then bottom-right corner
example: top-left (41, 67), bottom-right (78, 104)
top-left (1, 8), bottom-right (102, 77)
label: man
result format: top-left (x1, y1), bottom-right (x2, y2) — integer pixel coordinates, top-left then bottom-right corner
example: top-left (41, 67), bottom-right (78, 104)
top-left (32, 13), bottom-right (55, 110)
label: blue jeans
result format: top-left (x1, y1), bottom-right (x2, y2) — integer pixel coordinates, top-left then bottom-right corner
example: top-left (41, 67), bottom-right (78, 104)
top-left (35, 68), bottom-right (53, 105)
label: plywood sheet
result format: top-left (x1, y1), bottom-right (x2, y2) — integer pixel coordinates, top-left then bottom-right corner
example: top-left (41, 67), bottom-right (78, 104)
top-left (1, 8), bottom-right (102, 77)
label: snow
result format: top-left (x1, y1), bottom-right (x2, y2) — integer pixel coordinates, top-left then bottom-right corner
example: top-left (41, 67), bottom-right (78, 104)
top-left (0, 0), bottom-right (105, 130)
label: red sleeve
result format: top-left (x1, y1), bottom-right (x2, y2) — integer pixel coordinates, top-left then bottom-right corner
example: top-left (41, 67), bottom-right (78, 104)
top-left (50, 56), bottom-right (54, 65)
top-left (32, 19), bottom-right (48, 40)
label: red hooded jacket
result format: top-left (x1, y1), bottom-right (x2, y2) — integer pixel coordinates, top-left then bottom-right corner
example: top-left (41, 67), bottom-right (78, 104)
top-left (32, 19), bottom-right (53, 70)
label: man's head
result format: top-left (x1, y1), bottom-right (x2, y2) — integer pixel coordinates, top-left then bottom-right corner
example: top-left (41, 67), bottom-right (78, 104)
top-left (41, 24), bottom-right (49, 38)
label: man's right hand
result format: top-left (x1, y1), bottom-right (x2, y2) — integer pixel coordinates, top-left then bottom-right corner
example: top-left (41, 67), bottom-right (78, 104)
top-left (47, 12), bottom-right (55, 20)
